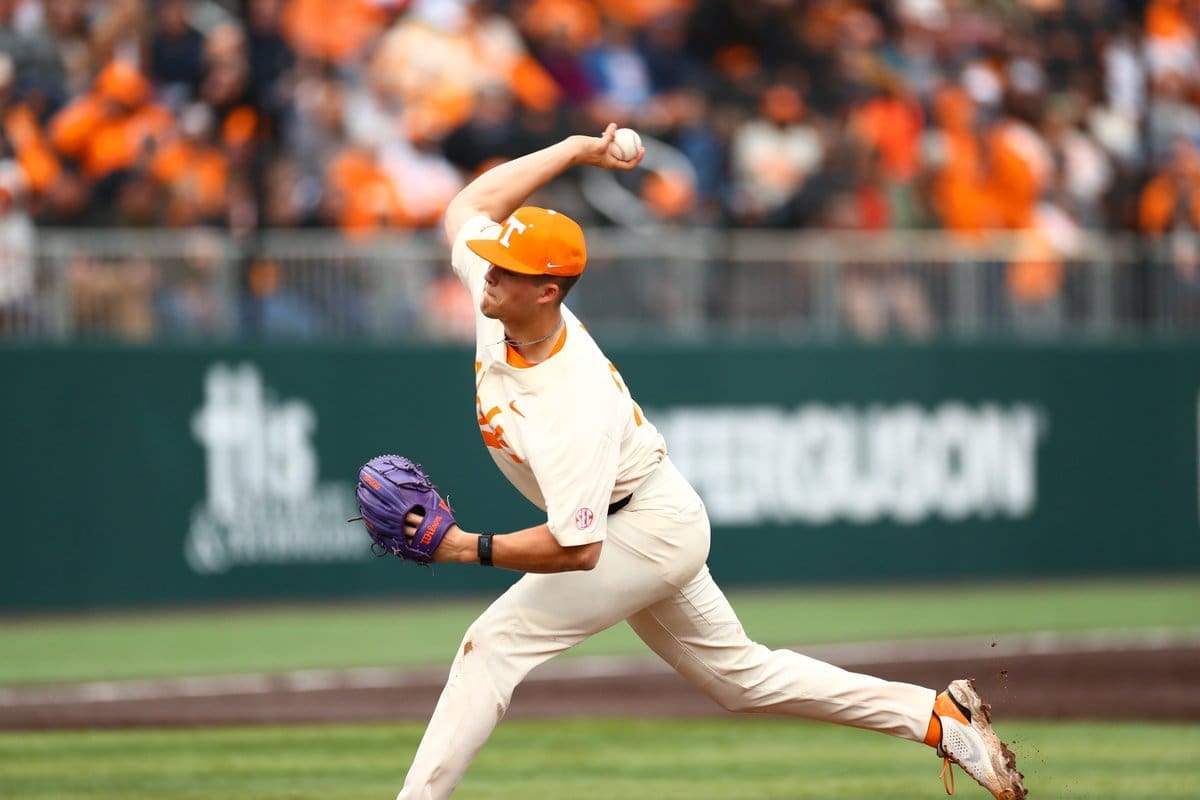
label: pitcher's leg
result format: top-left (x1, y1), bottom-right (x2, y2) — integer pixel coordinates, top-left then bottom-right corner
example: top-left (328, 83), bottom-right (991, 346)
top-left (397, 541), bottom-right (681, 800)
top-left (626, 565), bottom-right (935, 741)
top-left (395, 599), bottom-right (554, 800)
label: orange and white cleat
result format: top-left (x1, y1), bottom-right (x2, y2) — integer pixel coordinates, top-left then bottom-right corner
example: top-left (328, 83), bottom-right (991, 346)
top-left (933, 678), bottom-right (1028, 799)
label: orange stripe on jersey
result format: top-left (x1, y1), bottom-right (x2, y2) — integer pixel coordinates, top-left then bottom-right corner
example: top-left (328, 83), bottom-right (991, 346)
top-left (505, 344), bottom-right (535, 368)
top-left (480, 428), bottom-right (503, 451)
top-left (608, 362), bottom-right (622, 391)
top-left (609, 362), bottom-right (645, 425)
top-left (477, 401), bottom-right (523, 463)
top-left (479, 424), bottom-right (522, 463)
top-left (505, 327), bottom-right (568, 367)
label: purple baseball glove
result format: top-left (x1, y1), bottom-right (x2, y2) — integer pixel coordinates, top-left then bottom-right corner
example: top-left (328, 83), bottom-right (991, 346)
top-left (352, 455), bottom-right (456, 564)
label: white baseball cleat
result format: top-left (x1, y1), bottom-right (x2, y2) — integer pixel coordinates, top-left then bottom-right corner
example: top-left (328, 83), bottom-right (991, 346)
top-left (933, 678), bottom-right (1028, 799)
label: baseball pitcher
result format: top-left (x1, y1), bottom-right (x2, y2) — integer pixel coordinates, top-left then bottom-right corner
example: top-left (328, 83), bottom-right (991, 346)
top-left (352, 124), bottom-right (1027, 800)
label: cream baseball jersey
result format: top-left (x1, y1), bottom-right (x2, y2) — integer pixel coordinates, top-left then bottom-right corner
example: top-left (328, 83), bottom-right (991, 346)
top-left (452, 215), bottom-right (666, 545)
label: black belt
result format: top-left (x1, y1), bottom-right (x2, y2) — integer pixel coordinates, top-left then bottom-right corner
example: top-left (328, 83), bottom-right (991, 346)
top-left (607, 494), bottom-right (632, 515)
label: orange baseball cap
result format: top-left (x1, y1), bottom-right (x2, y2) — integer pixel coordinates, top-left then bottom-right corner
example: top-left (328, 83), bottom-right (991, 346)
top-left (466, 207), bottom-right (588, 277)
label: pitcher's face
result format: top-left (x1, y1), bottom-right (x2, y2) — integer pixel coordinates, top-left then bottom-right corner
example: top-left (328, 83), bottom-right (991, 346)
top-left (480, 263), bottom-right (544, 320)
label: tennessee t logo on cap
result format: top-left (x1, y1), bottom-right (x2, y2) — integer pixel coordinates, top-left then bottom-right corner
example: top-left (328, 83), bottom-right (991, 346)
top-left (466, 207), bottom-right (588, 277)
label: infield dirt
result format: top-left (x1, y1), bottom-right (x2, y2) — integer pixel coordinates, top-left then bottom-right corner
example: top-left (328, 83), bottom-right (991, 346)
top-left (2, 643), bottom-right (1196, 729)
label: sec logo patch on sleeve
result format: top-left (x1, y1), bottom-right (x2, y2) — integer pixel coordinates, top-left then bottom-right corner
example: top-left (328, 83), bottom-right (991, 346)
top-left (574, 508), bottom-right (594, 529)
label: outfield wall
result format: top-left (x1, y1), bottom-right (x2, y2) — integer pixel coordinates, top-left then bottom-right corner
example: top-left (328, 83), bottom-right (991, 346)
top-left (2, 342), bottom-right (1198, 611)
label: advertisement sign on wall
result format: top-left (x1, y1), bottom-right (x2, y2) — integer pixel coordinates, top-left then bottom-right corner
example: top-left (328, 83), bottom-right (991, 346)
top-left (186, 363), bottom-right (364, 575)
top-left (2, 343), bottom-right (1197, 611)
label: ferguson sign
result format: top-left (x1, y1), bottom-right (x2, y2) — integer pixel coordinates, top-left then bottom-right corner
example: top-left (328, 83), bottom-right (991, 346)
top-left (655, 403), bottom-right (1046, 526)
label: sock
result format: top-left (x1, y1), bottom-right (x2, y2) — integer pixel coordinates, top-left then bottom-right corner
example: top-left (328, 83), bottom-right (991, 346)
top-left (923, 712), bottom-right (942, 748)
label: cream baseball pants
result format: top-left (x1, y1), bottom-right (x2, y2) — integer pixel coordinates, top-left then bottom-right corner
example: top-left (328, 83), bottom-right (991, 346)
top-left (397, 457), bottom-right (936, 799)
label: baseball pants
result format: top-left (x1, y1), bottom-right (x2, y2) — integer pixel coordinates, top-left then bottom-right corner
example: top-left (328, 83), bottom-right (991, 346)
top-left (396, 457), bottom-right (936, 800)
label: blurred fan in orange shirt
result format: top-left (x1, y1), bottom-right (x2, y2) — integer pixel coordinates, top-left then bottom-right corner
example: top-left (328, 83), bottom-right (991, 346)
top-left (49, 61), bottom-right (175, 180)
top-left (325, 146), bottom-right (402, 238)
top-left (4, 105), bottom-right (61, 198)
top-left (1139, 139), bottom-right (1200, 232)
top-left (521, 0), bottom-right (602, 51)
top-left (280, 0), bottom-right (387, 63)
top-left (927, 87), bottom-right (998, 234)
top-left (150, 103), bottom-right (230, 225)
top-left (986, 118), bottom-right (1053, 230)
top-left (852, 75), bottom-right (924, 184)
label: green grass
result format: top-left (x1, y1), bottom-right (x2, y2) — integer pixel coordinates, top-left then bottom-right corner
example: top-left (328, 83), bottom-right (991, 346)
top-left (1, 576), bottom-right (1197, 685)
top-left (0, 718), bottom-right (1196, 799)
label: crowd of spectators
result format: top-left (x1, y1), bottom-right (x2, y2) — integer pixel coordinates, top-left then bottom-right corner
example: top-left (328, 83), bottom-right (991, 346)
top-left (1, 0), bottom-right (1198, 339)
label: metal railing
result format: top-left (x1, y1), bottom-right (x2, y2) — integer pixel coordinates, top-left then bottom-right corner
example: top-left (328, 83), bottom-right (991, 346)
top-left (1, 226), bottom-right (1196, 342)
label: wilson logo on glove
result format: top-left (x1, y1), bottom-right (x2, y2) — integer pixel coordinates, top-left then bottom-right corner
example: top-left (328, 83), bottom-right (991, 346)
top-left (350, 454), bottom-right (456, 566)
top-left (419, 516), bottom-right (443, 547)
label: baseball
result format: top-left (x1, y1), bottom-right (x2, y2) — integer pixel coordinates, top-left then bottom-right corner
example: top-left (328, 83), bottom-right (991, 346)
top-left (609, 127), bottom-right (642, 161)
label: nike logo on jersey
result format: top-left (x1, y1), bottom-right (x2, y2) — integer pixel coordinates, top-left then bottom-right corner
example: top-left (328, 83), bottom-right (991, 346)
top-left (508, 400), bottom-right (525, 417)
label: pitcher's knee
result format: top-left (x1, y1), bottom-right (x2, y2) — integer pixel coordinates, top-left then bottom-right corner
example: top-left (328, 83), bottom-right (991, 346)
top-left (458, 612), bottom-right (510, 663)
top-left (452, 609), bottom-right (545, 699)
top-left (705, 682), bottom-right (759, 713)
top-left (691, 645), bottom-right (779, 713)
top-left (693, 671), bottom-right (771, 713)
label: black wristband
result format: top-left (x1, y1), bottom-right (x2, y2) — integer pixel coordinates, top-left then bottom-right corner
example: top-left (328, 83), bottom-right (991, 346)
top-left (477, 533), bottom-right (494, 567)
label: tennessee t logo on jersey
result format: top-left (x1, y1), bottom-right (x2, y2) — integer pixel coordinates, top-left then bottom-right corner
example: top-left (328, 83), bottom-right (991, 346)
top-left (477, 396), bottom-right (522, 464)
